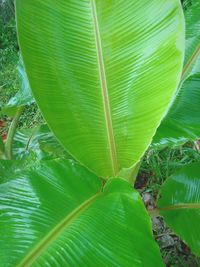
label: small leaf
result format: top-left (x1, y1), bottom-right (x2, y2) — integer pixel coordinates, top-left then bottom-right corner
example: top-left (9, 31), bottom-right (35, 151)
top-left (157, 163), bottom-right (200, 256)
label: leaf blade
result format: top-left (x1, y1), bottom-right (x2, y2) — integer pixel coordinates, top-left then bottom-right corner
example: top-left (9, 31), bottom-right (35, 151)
top-left (157, 163), bottom-right (200, 256)
top-left (16, 1), bottom-right (184, 178)
top-left (0, 160), bottom-right (164, 266)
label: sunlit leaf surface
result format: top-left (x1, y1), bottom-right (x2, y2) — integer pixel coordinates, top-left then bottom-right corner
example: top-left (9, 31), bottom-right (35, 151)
top-left (0, 159), bottom-right (164, 266)
top-left (16, 0), bottom-right (184, 178)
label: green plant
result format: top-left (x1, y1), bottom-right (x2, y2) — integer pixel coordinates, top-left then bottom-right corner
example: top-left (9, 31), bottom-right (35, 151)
top-left (0, 1), bottom-right (200, 266)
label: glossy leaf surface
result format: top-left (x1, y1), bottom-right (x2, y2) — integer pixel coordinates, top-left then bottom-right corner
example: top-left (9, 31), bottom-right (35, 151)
top-left (0, 159), bottom-right (32, 183)
top-left (152, 0), bottom-right (200, 149)
top-left (157, 163), bottom-right (200, 256)
top-left (183, 0), bottom-right (200, 72)
top-left (152, 59), bottom-right (200, 148)
top-left (0, 159), bottom-right (164, 266)
top-left (12, 124), bottom-right (72, 160)
top-left (16, 1), bottom-right (184, 178)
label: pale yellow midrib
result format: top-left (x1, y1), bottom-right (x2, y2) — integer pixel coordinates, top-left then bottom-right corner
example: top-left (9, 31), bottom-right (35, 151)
top-left (159, 203), bottom-right (200, 212)
top-left (90, 0), bottom-right (118, 176)
top-left (17, 192), bottom-right (101, 267)
top-left (181, 45), bottom-right (200, 80)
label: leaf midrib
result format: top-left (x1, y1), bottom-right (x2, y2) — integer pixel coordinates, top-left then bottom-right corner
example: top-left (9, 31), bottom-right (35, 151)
top-left (90, 0), bottom-right (118, 176)
top-left (159, 203), bottom-right (200, 212)
top-left (181, 45), bottom-right (200, 81)
top-left (17, 192), bottom-right (101, 267)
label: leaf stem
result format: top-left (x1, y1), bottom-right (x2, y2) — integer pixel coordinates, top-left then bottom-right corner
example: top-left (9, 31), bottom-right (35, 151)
top-left (117, 160), bottom-right (141, 184)
top-left (131, 161), bottom-right (142, 184)
top-left (5, 106), bottom-right (24, 160)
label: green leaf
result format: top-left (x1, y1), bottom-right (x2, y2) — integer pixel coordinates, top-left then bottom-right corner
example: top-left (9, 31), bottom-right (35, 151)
top-left (12, 124), bottom-right (72, 160)
top-left (1, 57), bottom-right (34, 116)
top-left (152, 61), bottom-right (200, 149)
top-left (157, 163), bottom-right (200, 256)
top-left (0, 159), bottom-right (33, 183)
top-left (16, 1), bottom-right (184, 178)
top-left (0, 160), bottom-right (19, 182)
top-left (0, 159), bottom-right (164, 266)
top-left (152, 0), bottom-right (200, 149)
top-left (182, 0), bottom-right (193, 10)
top-left (183, 0), bottom-right (200, 75)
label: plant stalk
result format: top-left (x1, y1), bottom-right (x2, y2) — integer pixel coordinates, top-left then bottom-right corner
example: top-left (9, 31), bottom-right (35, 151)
top-left (129, 160), bottom-right (141, 184)
top-left (5, 106), bottom-right (24, 160)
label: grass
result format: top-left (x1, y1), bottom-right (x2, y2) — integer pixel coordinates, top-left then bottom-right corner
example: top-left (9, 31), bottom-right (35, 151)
top-left (137, 143), bottom-right (200, 195)
top-left (0, 8), bottom-right (19, 106)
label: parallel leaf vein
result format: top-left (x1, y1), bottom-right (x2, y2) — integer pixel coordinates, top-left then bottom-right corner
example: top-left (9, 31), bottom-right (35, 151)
top-left (17, 192), bottom-right (101, 267)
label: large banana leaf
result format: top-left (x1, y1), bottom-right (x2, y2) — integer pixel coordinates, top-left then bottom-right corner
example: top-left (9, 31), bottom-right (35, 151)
top-left (0, 159), bottom-right (164, 266)
top-left (16, 1), bottom-right (184, 178)
top-left (152, 0), bottom-right (200, 149)
top-left (157, 163), bottom-right (200, 256)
